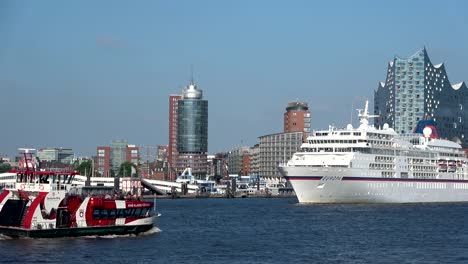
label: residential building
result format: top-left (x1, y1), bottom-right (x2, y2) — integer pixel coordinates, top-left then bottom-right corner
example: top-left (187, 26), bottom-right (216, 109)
top-left (284, 101), bottom-right (311, 141)
top-left (228, 146), bottom-right (250, 176)
top-left (97, 146), bottom-right (110, 176)
top-left (242, 151), bottom-right (251, 176)
top-left (127, 145), bottom-right (139, 165)
top-left (207, 154), bottom-right (215, 177)
top-left (259, 132), bottom-right (303, 177)
top-left (168, 94), bottom-right (182, 179)
top-left (157, 145), bottom-right (168, 161)
top-left (249, 144), bottom-right (260, 176)
top-left (213, 152), bottom-right (228, 179)
top-left (375, 48), bottom-right (468, 146)
top-left (96, 140), bottom-right (139, 177)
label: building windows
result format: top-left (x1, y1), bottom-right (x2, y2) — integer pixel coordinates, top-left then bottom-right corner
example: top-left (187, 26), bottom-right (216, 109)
top-left (98, 149), bottom-right (106, 157)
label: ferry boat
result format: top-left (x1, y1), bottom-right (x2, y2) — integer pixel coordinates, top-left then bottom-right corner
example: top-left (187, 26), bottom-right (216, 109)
top-left (0, 150), bottom-right (157, 238)
top-left (279, 101), bottom-right (468, 203)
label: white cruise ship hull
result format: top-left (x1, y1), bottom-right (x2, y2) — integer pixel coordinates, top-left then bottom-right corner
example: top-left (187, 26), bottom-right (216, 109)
top-left (281, 167), bottom-right (468, 203)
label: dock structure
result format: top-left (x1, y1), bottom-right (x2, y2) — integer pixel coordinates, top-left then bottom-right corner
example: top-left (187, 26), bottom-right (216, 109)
top-left (1, 173), bottom-right (295, 199)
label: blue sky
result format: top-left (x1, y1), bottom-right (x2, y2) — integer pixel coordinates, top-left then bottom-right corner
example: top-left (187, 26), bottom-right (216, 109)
top-left (1, 0), bottom-right (467, 157)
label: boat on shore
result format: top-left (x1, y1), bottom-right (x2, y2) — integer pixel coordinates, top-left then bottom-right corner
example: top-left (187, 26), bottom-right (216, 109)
top-left (279, 101), bottom-right (468, 203)
top-left (0, 150), bottom-right (157, 238)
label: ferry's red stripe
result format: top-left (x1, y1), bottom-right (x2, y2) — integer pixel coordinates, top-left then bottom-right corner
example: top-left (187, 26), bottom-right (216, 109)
top-left (0, 190), bottom-right (10, 204)
top-left (285, 176), bottom-right (468, 183)
top-left (23, 192), bottom-right (48, 229)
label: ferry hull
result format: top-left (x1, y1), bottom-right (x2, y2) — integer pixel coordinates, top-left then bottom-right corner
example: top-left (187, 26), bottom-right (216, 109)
top-left (0, 224), bottom-right (154, 238)
top-left (281, 168), bottom-right (468, 203)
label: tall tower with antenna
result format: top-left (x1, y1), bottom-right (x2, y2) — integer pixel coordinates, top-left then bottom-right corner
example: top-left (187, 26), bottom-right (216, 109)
top-left (175, 75), bottom-right (208, 179)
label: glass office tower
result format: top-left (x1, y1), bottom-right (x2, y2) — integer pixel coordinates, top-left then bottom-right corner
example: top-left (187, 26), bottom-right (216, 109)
top-left (176, 82), bottom-right (208, 178)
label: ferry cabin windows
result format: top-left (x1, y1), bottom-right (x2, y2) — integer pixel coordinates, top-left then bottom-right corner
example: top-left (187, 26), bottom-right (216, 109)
top-left (92, 208), bottom-right (150, 220)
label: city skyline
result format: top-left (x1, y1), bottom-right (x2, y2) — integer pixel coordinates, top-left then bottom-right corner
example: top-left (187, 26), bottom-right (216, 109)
top-left (1, 1), bottom-right (468, 157)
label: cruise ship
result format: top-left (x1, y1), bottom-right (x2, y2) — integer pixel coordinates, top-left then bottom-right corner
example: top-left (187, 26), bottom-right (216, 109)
top-left (279, 101), bottom-right (468, 203)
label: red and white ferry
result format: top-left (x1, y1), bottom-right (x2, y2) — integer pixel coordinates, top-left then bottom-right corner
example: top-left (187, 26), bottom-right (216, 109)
top-left (0, 150), bottom-right (157, 238)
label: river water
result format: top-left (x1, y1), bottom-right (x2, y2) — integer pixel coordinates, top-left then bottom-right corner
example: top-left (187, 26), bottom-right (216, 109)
top-left (1, 198), bottom-right (468, 263)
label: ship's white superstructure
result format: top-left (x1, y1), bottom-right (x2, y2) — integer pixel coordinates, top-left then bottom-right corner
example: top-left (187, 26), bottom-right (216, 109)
top-left (279, 101), bottom-right (468, 203)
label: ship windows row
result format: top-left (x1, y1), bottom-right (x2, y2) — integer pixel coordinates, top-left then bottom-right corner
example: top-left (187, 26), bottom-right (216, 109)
top-left (375, 156), bottom-right (394, 163)
top-left (92, 208), bottom-right (151, 219)
top-left (308, 139), bottom-right (393, 147)
top-left (381, 171), bottom-right (394, 178)
top-left (302, 147), bottom-right (352, 153)
top-left (308, 139), bottom-right (359, 144)
top-left (314, 132), bottom-right (361, 137)
top-left (411, 166), bottom-right (437, 172)
top-left (366, 133), bottom-right (393, 140)
top-left (413, 172), bottom-right (437, 179)
top-left (369, 163), bottom-right (394, 170)
top-left (302, 147), bottom-right (373, 153)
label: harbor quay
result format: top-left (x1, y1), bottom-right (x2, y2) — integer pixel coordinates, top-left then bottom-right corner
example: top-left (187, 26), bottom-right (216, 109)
top-left (144, 192), bottom-right (296, 200)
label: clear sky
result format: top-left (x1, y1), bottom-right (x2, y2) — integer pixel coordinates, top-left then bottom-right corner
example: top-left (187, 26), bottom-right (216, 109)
top-left (1, 0), bottom-right (467, 158)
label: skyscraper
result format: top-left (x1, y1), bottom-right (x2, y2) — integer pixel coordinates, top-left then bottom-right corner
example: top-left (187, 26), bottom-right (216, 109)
top-left (284, 101), bottom-right (311, 141)
top-left (168, 94), bottom-right (182, 179)
top-left (374, 48), bottom-right (467, 146)
top-left (175, 81), bottom-right (208, 178)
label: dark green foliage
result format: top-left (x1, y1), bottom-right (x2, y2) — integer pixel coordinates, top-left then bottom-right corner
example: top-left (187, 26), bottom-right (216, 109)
top-left (75, 160), bottom-right (92, 176)
top-left (0, 163), bottom-right (11, 173)
top-left (118, 161), bottom-right (138, 177)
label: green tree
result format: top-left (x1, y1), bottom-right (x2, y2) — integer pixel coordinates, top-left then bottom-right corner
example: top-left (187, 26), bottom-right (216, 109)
top-left (0, 163), bottom-right (11, 173)
top-left (75, 160), bottom-right (92, 176)
top-left (118, 161), bottom-right (138, 177)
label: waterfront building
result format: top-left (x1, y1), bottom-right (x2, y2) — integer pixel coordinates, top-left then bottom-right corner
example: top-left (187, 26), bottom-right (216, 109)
top-left (96, 146), bottom-right (110, 176)
top-left (207, 154), bottom-right (215, 177)
top-left (175, 81), bottom-right (208, 179)
top-left (242, 151), bottom-right (251, 176)
top-left (374, 48), bottom-right (468, 147)
top-left (37, 148), bottom-right (74, 164)
top-left (110, 140), bottom-right (128, 173)
top-left (126, 145), bottom-right (139, 165)
top-left (249, 144), bottom-right (260, 176)
top-left (157, 145), bottom-right (168, 162)
top-left (96, 140), bottom-right (139, 177)
top-left (284, 101), bottom-right (311, 141)
top-left (259, 131), bottom-right (303, 177)
top-left (212, 152), bottom-right (228, 179)
top-left (0, 156), bottom-right (11, 163)
top-left (228, 146), bottom-right (251, 176)
top-left (168, 94), bottom-right (182, 179)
